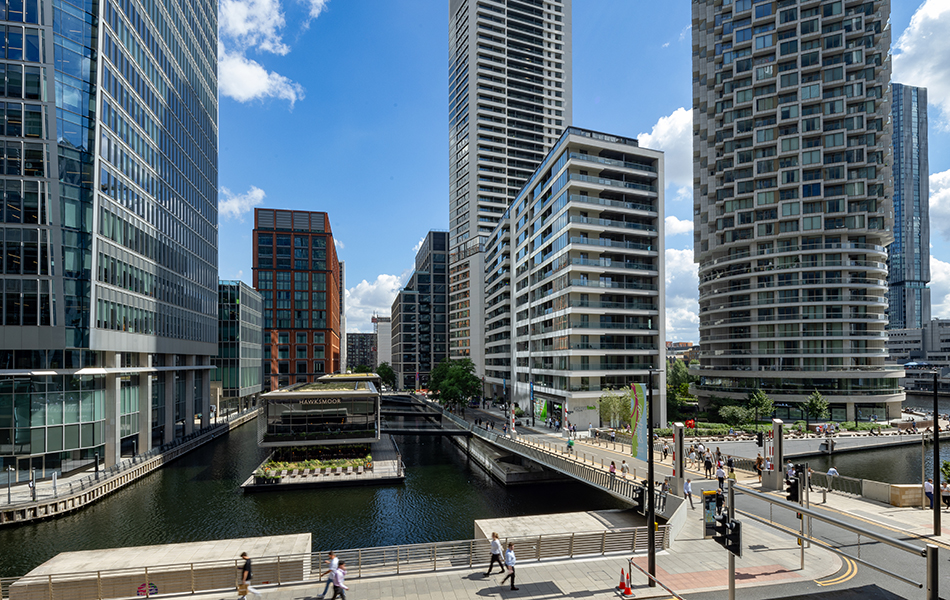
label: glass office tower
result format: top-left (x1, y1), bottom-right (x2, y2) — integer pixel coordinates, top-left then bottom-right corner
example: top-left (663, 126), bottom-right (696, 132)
top-left (691, 0), bottom-right (903, 421)
top-left (447, 0), bottom-right (572, 378)
top-left (887, 83), bottom-right (930, 330)
top-left (0, 0), bottom-right (219, 480)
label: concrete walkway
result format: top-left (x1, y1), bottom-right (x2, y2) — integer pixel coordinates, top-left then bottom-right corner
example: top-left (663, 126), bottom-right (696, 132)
top-left (186, 501), bottom-right (838, 599)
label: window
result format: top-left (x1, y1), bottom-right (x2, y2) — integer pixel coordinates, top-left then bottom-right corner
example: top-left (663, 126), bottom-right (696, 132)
top-left (803, 216), bottom-right (821, 230)
top-left (802, 183), bottom-right (821, 197)
top-left (780, 105), bottom-right (799, 120)
top-left (296, 332), bottom-right (308, 344)
top-left (780, 72), bottom-right (798, 88)
top-left (780, 40), bottom-right (798, 55)
top-left (824, 132), bottom-right (844, 148)
top-left (801, 84), bottom-right (820, 100)
top-left (757, 191), bottom-right (776, 205)
top-left (781, 170), bottom-right (799, 184)
top-left (295, 345), bottom-right (308, 359)
top-left (779, 220), bottom-right (799, 233)
top-left (782, 202), bottom-right (800, 216)
top-left (781, 137), bottom-right (799, 152)
top-left (802, 150), bottom-right (821, 165)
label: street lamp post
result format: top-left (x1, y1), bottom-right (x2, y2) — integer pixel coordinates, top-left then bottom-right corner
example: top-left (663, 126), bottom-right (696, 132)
top-left (6, 466), bottom-right (13, 504)
top-left (932, 368), bottom-right (948, 536)
top-left (647, 367), bottom-right (662, 587)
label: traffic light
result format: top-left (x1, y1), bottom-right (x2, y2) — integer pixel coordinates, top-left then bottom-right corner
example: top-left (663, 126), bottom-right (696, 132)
top-left (724, 519), bottom-right (742, 558)
top-left (785, 475), bottom-right (800, 503)
top-left (756, 431), bottom-right (764, 447)
top-left (632, 485), bottom-right (645, 514)
top-left (713, 513), bottom-right (728, 548)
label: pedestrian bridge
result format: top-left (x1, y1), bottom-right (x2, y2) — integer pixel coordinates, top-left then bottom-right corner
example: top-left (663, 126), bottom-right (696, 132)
top-left (423, 403), bottom-right (685, 537)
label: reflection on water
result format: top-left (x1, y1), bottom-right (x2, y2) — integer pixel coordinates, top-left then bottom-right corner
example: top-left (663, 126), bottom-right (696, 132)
top-left (0, 422), bottom-right (627, 578)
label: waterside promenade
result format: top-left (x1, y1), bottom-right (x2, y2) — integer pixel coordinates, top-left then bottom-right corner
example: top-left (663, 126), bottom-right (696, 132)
top-left (0, 409), bottom-right (259, 526)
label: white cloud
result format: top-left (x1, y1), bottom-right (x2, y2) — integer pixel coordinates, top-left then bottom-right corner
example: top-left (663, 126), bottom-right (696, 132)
top-left (932, 256), bottom-right (950, 319)
top-left (892, 0), bottom-right (950, 127)
top-left (930, 169), bottom-right (950, 241)
top-left (220, 0), bottom-right (290, 55)
top-left (412, 237), bottom-right (426, 256)
top-left (217, 0), bottom-right (326, 106)
top-left (665, 247), bottom-right (699, 342)
top-left (678, 24), bottom-right (692, 41)
top-left (665, 215), bottom-right (693, 236)
top-left (299, 0), bottom-right (329, 22)
top-left (661, 42), bottom-right (670, 48)
top-left (335, 239), bottom-right (345, 251)
top-left (218, 48), bottom-right (305, 105)
top-left (220, 185), bottom-right (266, 220)
top-left (345, 272), bottom-right (410, 333)
top-left (637, 107), bottom-right (693, 190)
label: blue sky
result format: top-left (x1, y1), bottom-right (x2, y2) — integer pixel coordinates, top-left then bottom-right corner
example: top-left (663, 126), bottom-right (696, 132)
top-left (216, 0), bottom-right (950, 339)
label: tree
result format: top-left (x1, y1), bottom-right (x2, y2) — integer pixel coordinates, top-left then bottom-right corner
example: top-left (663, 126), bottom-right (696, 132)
top-left (804, 390), bottom-right (829, 428)
top-left (376, 362), bottom-right (396, 389)
top-left (353, 364), bottom-right (372, 374)
top-left (599, 388), bottom-right (628, 428)
top-left (719, 405), bottom-right (752, 427)
top-left (668, 360), bottom-right (691, 389)
top-left (942, 460), bottom-right (950, 486)
top-left (747, 389), bottom-right (774, 431)
top-left (667, 382), bottom-right (696, 421)
top-left (429, 358), bottom-right (480, 409)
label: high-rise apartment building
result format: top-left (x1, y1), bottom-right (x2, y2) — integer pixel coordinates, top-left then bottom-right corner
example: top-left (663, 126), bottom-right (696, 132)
top-left (212, 281), bottom-right (263, 417)
top-left (0, 0), bottom-right (219, 478)
top-left (691, 0), bottom-right (904, 421)
top-left (448, 0), bottom-right (572, 377)
top-left (391, 231), bottom-right (449, 390)
top-left (483, 127), bottom-right (666, 427)
top-left (888, 83), bottom-right (930, 330)
top-left (253, 209), bottom-right (342, 390)
top-left (346, 333), bottom-right (376, 370)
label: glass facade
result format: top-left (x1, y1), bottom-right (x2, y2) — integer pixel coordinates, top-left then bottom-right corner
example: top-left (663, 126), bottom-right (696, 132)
top-left (1, 0), bottom-right (218, 481)
top-left (259, 381), bottom-right (380, 447)
top-left (213, 280), bottom-right (263, 417)
top-left (887, 83), bottom-right (930, 330)
top-left (391, 231), bottom-right (449, 390)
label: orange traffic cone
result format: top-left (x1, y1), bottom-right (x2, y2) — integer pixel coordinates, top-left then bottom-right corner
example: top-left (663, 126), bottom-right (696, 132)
top-left (622, 584), bottom-right (634, 597)
top-left (618, 568), bottom-right (626, 589)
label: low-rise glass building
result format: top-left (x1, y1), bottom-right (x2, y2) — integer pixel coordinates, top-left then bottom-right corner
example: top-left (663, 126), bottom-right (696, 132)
top-left (212, 281), bottom-right (263, 418)
top-left (258, 376), bottom-right (380, 447)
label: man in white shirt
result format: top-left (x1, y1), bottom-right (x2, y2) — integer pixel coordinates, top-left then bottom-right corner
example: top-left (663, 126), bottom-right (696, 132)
top-left (484, 532), bottom-right (504, 576)
top-left (317, 551), bottom-right (338, 598)
top-left (499, 542), bottom-right (518, 591)
top-left (684, 478), bottom-right (694, 509)
top-left (925, 478), bottom-right (935, 509)
top-left (827, 466), bottom-right (840, 477)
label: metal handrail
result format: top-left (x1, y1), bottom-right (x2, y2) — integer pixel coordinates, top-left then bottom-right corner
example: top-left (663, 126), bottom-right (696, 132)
top-left (0, 526), bottom-right (668, 600)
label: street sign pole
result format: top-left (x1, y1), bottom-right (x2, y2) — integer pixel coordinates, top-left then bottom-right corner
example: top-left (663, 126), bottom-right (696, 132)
top-left (727, 477), bottom-right (735, 600)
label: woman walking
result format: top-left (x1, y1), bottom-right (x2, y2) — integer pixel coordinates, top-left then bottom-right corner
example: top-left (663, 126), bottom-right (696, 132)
top-left (484, 532), bottom-right (504, 576)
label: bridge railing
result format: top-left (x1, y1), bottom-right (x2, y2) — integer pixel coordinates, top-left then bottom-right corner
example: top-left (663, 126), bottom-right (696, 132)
top-left (435, 406), bottom-right (672, 519)
top-left (0, 526), bottom-right (668, 600)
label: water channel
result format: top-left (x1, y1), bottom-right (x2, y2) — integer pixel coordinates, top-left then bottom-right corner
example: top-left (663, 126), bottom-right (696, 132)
top-left (4, 402), bottom-right (950, 579)
top-left (0, 420), bottom-right (628, 578)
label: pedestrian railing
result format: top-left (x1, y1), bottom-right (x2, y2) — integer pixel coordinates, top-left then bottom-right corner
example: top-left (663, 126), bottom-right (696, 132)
top-left (0, 526), bottom-right (669, 600)
top-left (436, 407), bottom-right (673, 518)
top-left (809, 472), bottom-right (863, 496)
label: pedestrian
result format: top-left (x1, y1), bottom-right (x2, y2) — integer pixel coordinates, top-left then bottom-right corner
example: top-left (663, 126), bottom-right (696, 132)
top-left (662, 442), bottom-right (669, 462)
top-left (925, 478), bottom-right (935, 509)
top-left (754, 454), bottom-right (764, 482)
top-left (317, 551), bottom-right (338, 598)
top-left (684, 478), bottom-right (694, 509)
top-left (716, 464), bottom-right (726, 490)
top-left (726, 455), bottom-right (734, 470)
top-left (611, 429), bottom-right (616, 443)
top-left (942, 482), bottom-right (950, 509)
top-left (715, 489), bottom-right (724, 514)
top-left (689, 447), bottom-right (697, 469)
top-left (715, 447), bottom-right (722, 464)
top-left (238, 552), bottom-right (261, 600)
top-left (704, 454), bottom-right (713, 479)
top-left (331, 561), bottom-right (348, 599)
top-left (588, 422), bottom-right (593, 437)
top-left (807, 467), bottom-right (815, 492)
top-left (827, 466), bottom-right (839, 477)
top-left (484, 532), bottom-right (504, 576)
top-left (499, 542), bottom-right (518, 591)
top-left (621, 460), bottom-right (629, 479)
top-left (609, 461), bottom-right (616, 483)
top-left (728, 468), bottom-right (737, 485)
